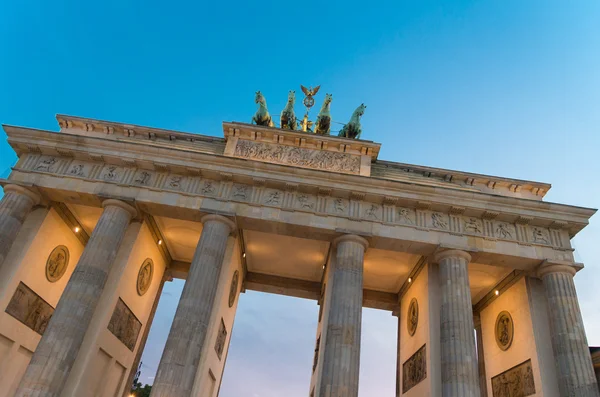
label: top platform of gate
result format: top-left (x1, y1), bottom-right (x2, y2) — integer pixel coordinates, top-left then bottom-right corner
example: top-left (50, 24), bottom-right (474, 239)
top-left (47, 114), bottom-right (553, 202)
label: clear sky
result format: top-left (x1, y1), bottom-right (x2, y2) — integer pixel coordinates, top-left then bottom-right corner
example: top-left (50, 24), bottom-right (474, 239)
top-left (1, 1), bottom-right (599, 396)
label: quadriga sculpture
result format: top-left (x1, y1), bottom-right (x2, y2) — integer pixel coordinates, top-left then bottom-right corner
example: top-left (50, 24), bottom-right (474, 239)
top-left (280, 90), bottom-right (296, 130)
top-left (338, 103), bottom-right (366, 139)
top-left (252, 91), bottom-right (274, 127)
top-left (314, 93), bottom-right (333, 135)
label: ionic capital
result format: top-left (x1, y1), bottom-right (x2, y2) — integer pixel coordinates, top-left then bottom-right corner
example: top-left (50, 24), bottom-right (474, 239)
top-left (3, 184), bottom-right (41, 205)
top-left (102, 199), bottom-right (137, 218)
top-left (433, 249), bottom-right (472, 264)
top-left (201, 214), bottom-right (236, 234)
top-left (537, 260), bottom-right (580, 278)
top-left (333, 234), bottom-right (369, 250)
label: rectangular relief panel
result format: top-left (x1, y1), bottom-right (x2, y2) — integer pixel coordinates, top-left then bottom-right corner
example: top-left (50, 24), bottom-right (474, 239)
top-left (491, 359), bottom-right (535, 397)
top-left (214, 318), bottom-right (227, 360)
top-left (5, 282), bottom-right (54, 335)
top-left (107, 298), bottom-right (142, 351)
top-left (402, 344), bottom-right (427, 393)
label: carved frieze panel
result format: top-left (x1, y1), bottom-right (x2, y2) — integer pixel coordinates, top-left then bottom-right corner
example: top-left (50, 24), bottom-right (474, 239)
top-left (491, 359), bottom-right (535, 397)
top-left (34, 156), bottom-right (59, 173)
top-left (200, 180), bottom-right (218, 196)
top-left (164, 174), bottom-right (186, 191)
top-left (215, 318), bottom-right (227, 360)
top-left (263, 189), bottom-right (283, 207)
top-left (100, 165), bottom-right (124, 183)
top-left (45, 245), bottom-right (70, 283)
top-left (431, 212), bottom-right (449, 230)
top-left (233, 139), bottom-right (361, 175)
top-left (107, 298), bottom-right (142, 351)
top-left (296, 193), bottom-right (316, 211)
top-left (495, 222), bottom-right (515, 240)
top-left (66, 162), bottom-right (92, 178)
top-left (530, 226), bottom-right (550, 245)
top-left (132, 170), bottom-right (155, 186)
top-left (364, 204), bottom-right (382, 221)
top-left (231, 184), bottom-right (250, 201)
top-left (402, 344), bottom-right (427, 393)
top-left (396, 207), bottom-right (416, 225)
top-left (463, 217), bottom-right (483, 235)
top-left (330, 197), bottom-right (349, 216)
top-left (6, 282), bottom-right (54, 335)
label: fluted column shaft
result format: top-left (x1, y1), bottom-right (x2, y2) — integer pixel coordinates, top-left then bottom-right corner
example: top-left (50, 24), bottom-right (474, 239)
top-left (0, 184), bottom-right (40, 270)
top-left (151, 214), bottom-right (235, 397)
top-left (539, 263), bottom-right (600, 397)
top-left (435, 249), bottom-right (480, 397)
top-left (16, 199), bottom-right (136, 397)
top-left (319, 234), bottom-right (368, 397)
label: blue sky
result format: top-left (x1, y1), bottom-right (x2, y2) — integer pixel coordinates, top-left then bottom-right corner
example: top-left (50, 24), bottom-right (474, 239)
top-left (1, 1), bottom-right (599, 395)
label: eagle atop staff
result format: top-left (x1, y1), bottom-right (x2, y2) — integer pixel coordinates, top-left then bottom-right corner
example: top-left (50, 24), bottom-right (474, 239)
top-left (300, 85), bottom-right (321, 97)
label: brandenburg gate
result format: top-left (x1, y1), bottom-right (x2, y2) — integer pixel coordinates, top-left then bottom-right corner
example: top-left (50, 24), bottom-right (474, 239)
top-left (0, 105), bottom-right (598, 396)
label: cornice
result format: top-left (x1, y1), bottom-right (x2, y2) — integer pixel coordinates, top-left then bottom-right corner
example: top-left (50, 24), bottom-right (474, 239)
top-left (3, 125), bottom-right (596, 238)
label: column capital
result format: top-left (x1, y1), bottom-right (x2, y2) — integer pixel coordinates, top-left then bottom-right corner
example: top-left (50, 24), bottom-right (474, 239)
top-left (333, 234), bottom-right (369, 250)
top-left (433, 249), bottom-right (471, 264)
top-left (201, 214), bottom-right (236, 234)
top-left (102, 199), bottom-right (137, 218)
top-left (3, 184), bottom-right (41, 205)
top-left (537, 260), bottom-right (581, 278)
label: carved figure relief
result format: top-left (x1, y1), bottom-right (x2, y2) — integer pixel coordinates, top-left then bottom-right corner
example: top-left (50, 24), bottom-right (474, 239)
top-left (464, 217), bottom-right (483, 234)
top-left (265, 190), bottom-right (281, 205)
top-left (228, 270), bottom-right (239, 308)
top-left (232, 185), bottom-right (248, 200)
top-left (491, 359), bottom-right (535, 397)
top-left (402, 344), bottom-right (427, 393)
top-left (333, 198), bottom-right (347, 213)
top-left (6, 282), bottom-right (54, 335)
top-left (45, 245), bottom-right (70, 283)
top-left (69, 163), bottom-right (85, 177)
top-left (365, 204), bottom-right (380, 220)
top-left (313, 336), bottom-right (321, 372)
top-left (201, 181), bottom-right (216, 195)
top-left (107, 298), bottom-right (142, 351)
top-left (134, 171), bottom-right (152, 185)
top-left (168, 175), bottom-right (182, 189)
top-left (136, 259), bottom-right (153, 296)
top-left (407, 298), bottom-right (419, 336)
top-left (397, 208), bottom-right (414, 224)
top-left (431, 212), bottom-right (449, 229)
top-left (35, 157), bottom-right (57, 172)
top-left (103, 166), bottom-right (119, 181)
top-left (297, 193), bottom-right (315, 209)
top-left (495, 223), bottom-right (514, 239)
top-left (215, 318), bottom-right (227, 360)
top-left (532, 227), bottom-right (549, 244)
top-left (495, 311), bottom-right (514, 351)
top-left (233, 139), bottom-right (361, 175)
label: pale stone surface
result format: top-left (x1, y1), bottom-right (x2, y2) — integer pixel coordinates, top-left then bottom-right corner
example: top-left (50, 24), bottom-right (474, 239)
top-left (318, 234), bottom-right (368, 397)
top-left (435, 249), bottom-right (480, 397)
top-left (151, 214), bottom-right (235, 397)
top-left (538, 263), bottom-right (600, 397)
top-left (474, 315), bottom-right (487, 397)
top-left (15, 199), bottom-right (136, 397)
top-left (0, 185), bottom-right (40, 271)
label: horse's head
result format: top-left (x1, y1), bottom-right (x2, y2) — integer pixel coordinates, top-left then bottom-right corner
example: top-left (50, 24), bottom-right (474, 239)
top-left (287, 90), bottom-right (295, 104)
top-left (355, 103), bottom-right (367, 117)
top-left (255, 91), bottom-right (266, 105)
top-left (324, 93), bottom-right (333, 106)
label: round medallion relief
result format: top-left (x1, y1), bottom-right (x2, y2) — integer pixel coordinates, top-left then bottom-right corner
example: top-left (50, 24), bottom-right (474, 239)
top-left (46, 245), bottom-right (70, 283)
top-left (228, 270), bottom-right (239, 308)
top-left (136, 259), bottom-right (154, 296)
top-left (495, 311), bottom-right (514, 351)
top-left (407, 298), bottom-right (419, 336)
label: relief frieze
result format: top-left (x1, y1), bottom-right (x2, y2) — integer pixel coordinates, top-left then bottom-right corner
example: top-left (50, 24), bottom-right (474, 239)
top-left (402, 344), bottom-right (427, 393)
top-left (491, 359), bottom-right (535, 397)
top-left (6, 282), bottom-right (54, 335)
top-left (233, 139), bottom-right (361, 175)
top-left (24, 156), bottom-right (564, 250)
top-left (107, 298), bottom-right (142, 351)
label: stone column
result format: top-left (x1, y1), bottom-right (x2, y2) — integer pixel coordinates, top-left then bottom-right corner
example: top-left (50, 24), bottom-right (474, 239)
top-left (0, 184), bottom-right (40, 270)
top-left (319, 234), bottom-right (368, 397)
top-left (538, 262), bottom-right (600, 397)
top-left (434, 249), bottom-right (480, 397)
top-left (473, 314), bottom-right (487, 397)
top-left (151, 214), bottom-right (235, 397)
top-left (396, 315), bottom-right (401, 397)
top-left (16, 199), bottom-right (137, 397)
